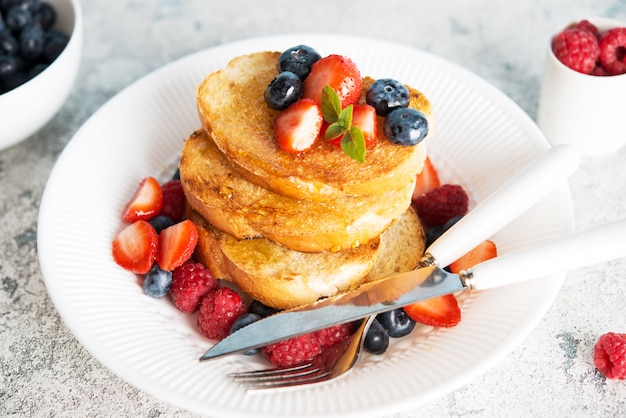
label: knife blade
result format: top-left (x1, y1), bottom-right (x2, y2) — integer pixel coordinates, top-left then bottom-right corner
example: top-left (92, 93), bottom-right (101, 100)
top-left (200, 144), bottom-right (581, 360)
top-left (201, 265), bottom-right (462, 359)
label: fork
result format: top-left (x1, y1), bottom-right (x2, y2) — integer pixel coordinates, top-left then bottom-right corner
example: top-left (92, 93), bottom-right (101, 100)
top-left (228, 316), bottom-right (376, 389)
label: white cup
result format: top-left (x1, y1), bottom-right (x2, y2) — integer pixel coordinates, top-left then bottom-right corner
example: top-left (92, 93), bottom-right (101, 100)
top-left (537, 17), bottom-right (626, 157)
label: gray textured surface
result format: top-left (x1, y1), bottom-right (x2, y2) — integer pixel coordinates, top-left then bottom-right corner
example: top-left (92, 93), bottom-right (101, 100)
top-left (2, 0), bottom-right (626, 416)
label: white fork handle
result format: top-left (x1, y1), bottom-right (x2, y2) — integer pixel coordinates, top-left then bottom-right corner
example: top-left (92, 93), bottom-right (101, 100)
top-left (427, 144), bottom-right (580, 267)
top-left (471, 218), bottom-right (626, 290)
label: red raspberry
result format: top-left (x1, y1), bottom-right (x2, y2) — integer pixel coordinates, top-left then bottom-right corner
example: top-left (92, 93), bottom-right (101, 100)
top-left (573, 19), bottom-right (601, 41)
top-left (197, 287), bottom-right (245, 340)
top-left (413, 184), bottom-right (469, 227)
top-left (262, 333), bottom-right (322, 367)
top-left (594, 332), bottom-right (626, 380)
top-left (314, 323), bottom-right (354, 348)
top-left (160, 180), bottom-right (186, 222)
top-left (170, 261), bottom-right (219, 313)
top-left (552, 29), bottom-right (600, 74)
top-left (599, 28), bottom-right (626, 75)
top-left (591, 65), bottom-right (610, 76)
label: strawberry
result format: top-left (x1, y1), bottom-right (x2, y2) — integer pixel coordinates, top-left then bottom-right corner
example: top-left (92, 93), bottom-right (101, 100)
top-left (327, 104), bottom-right (378, 149)
top-left (112, 220), bottom-right (158, 274)
top-left (122, 176), bottom-right (163, 223)
top-left (403, 294), bottom-right (461, 328)
top-left (302, 54), bottom-right (362, 108)
top-left (156, 219), bottom-right (198, 271)
top-left (412, 156), bottom-right (440, 199)
top-left (449, 239), bottom-right (498, 274)
top-left (274, 98), bottom-right (323, 153)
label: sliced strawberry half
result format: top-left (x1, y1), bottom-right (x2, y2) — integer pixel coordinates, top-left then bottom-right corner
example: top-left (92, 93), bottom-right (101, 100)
top-left (403, 294), bottom-right (461, 328)
top-left (449, 239), bottom-right (497, 274)
top-left (412, 156), bottom-right (440, 200)
top-left (302, 54), bottom-right (362, 108)
top-left (122, 176), bottom-right (163, 223)
top-left (327, 104), bottom-right (378, 149)
top-left (274, 98), bottom-right (323, 154)
top-left (112, 220), bottom-right (158, 274)
top-left (156, 219), bottom-right (199, 271)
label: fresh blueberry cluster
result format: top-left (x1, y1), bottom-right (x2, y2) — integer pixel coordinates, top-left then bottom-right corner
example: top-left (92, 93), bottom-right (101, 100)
top-left (0, 0), bottom-right (70, 94)
top-left (366, 78), bottom-right (429, 146)
top-left (364, 308), bottom-right (417, 354)
top-left (264, 44), bottom-right (321, 110)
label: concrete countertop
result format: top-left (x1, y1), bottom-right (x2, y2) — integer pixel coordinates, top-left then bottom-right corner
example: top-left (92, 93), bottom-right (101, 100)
top-left (1, 0), bottom-right (626, 416)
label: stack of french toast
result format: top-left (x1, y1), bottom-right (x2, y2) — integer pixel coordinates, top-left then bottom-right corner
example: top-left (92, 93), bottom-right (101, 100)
top-left (179, 50), bottom-right (432, 309)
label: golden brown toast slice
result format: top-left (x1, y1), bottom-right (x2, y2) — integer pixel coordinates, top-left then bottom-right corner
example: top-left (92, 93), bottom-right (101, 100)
top-left (196, 51), bottom-right (431, 201)
top-left (363, 205), bottom-right (426, 282)
top-left (180, 129), bottom-right (416, 253)
top-left (190, 206), bottom-right (424, 309)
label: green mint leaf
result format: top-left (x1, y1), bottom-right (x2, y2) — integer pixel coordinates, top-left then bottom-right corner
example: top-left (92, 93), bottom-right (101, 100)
top-left (321, 86), bottom-right (342, 123)
top-left (320, 85), bottom-right (368, 162)
top-left (338, 105), bottom-right (353, 131)
top-left (324, 122), bottom-right (344, 141)
top-left (341, 126), bottom-right (366, 163)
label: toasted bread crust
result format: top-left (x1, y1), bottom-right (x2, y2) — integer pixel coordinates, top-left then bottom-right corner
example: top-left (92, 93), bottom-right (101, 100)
top-left (180, 129), bottom-right (415, 252)
top-left (191, 207), bottom-right (424, 309)
top-left (196, 51), bottom-right (430, 201)
top-left (364, 205), bottom-right (426, 282)
top-left (182, 50), bottom-right (431, 308)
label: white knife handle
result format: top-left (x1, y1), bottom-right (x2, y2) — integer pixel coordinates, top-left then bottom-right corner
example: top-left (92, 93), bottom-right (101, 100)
top-left (427, 144), bottom-right (580, 267)
top-left (470, 218), bottom-right (626, 290)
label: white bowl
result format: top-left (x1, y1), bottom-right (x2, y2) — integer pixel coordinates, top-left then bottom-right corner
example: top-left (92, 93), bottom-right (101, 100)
top-left (0, 0), bottom-right (83, 152)
top-left (537, 17), bottom-right (626, 156)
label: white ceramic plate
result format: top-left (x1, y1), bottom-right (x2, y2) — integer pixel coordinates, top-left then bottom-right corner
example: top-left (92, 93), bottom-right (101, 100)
top-left (38, 34), bottom-right (573, 418)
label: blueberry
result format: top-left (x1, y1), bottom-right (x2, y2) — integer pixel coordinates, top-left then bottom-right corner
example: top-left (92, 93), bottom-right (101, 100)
top-left (383, 108), bottom-right (429, 146)
top-left (32, 2), bottom-right (55, 30)
top-left (229, 312), bottom-right (262, 355)
top-left (248, 300), bottom-right (280, 317)
top-left (19, 24), bottom-right (43, 60)
top-left (278, 44), bottom-right (321, 79)
top-left (171, 168), bottom-right (180, 180)
top-left (43, 29), bottom-right (68, 63)
top-left (264, 71), bottom-right (302, 110)
top-left (0, 69), bottom-right (26, 91)
top-left (26, 61), bottom-right (45, 77)
top-left (363, 318), bottom-right (389, 355)
top-left (0, 30), bottom-right (19, 55)
top-left (0, 53), bottom-right (21, 76)
top-left (148, 215), bottom-right (175, 234)
top-left (230, 312), bottom-right (262, 332)
top-left (143, 264), bottom-right (172, 298)
top-left (2, 0), bottom-right (40, 14)
top-left (366, 78), bottom-right (410, 116)
top-left (6, 6), bottom-right (31, 33)
top-left (376, 308), bottom-right (416, 338)
top-left (425, 215), bottom-right (464, 246)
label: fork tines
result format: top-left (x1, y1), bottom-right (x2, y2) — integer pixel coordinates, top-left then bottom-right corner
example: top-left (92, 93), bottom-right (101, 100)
top-left (228, 362), bottom-right (330, 389)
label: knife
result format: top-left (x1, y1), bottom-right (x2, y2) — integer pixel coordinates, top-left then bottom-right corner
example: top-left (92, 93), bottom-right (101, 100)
top-left (201, 144), bottom-right (580, 360)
